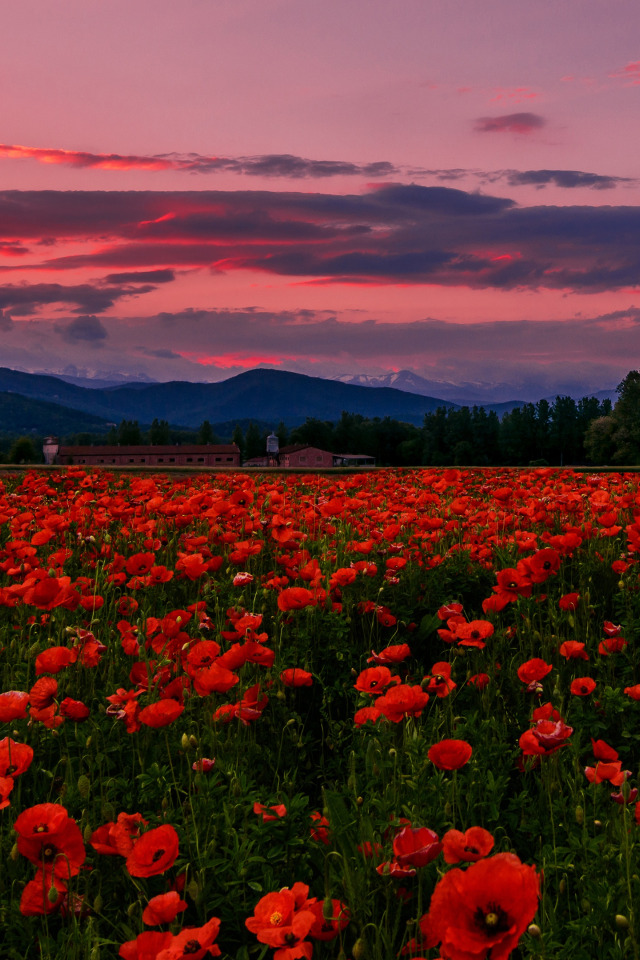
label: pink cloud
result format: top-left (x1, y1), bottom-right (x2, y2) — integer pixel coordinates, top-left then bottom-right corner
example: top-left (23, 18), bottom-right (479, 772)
top-left (608, 60), bottom-right (640, 85)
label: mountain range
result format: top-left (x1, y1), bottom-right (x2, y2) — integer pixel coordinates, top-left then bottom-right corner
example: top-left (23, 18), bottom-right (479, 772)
top-left (0, 365), bottom-right (618, 439)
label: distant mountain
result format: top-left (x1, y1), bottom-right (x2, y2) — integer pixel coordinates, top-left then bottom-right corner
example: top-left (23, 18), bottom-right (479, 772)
top-left (0, 367), bottom-right (456, 430)
top-left (335, 369), bottom-right (618, 409)
top-left (0, 392), bottom-right (112, 437)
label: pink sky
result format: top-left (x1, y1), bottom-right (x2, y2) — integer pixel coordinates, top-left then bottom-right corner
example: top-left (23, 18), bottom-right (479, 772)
top-left (1, 0), bottom-right (640, 397)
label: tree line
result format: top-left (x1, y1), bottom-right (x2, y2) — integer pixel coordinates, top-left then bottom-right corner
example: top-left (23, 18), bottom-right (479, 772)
top-left (6, 372), bottom-right (640, 466)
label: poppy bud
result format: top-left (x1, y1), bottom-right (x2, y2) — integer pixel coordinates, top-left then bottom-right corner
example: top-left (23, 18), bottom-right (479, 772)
top-left (93, 894), bottom-right (103, 913)
top-left (85, 736), bottom-right (92, 748)
top-left (527, 923), bottom-right (542, 939)
top-left (575, 805), bottom-right (584, 825)
top-left (323, 896), bottom-right (334, 920)
top-left (83, 823), bottom-right (93, 843)
top-left (77, 775), bottom-right (91, 799)
top-left (352, 938), bottom-right (366, 959)
top-left (10, 842), bottom-right (18, 861)
top-left (581, 899), bottom-right (591, 913)
top-left (594, 819), bottom-right (603, 828)
top-left (388, 748), bottom-right (397, 758)
top-left (181, 733), bottom-right (189, 749)
top-left (187, 878), bottom-right (199, 900)
top-left (48, 885), bottom-right (60, 904)
top-left (615, 915), bottom-right (630, 930)
top-left (127, 902), bottom-right (138, 917)
top-left (356, 796), bottom-right (364, 806)
top-left (559, 876), bottom-right (566, 894)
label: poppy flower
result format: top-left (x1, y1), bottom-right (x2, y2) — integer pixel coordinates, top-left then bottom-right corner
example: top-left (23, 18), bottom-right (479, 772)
top-left (442, 826), bottom-right (495, 864)
top-left (119, 931), bottom-right (173, 960)
top-left (354, 666), bottom-right (399, 696)
top-left (155, 917), bottom-right (222, 960)
top-left (525, 548), bottom-right (561, 583)
top-left (277, 587), bottom-right (317, 612)
top-left (254, 802), bottom-right (287, 821)
top-left (0, 690), bottom-right (29, 722)
top-left (0, 738), bottom-right (34, 777)
top-left (138, 700), bottom-right (185, 728)
top-left (624, 685), bottom-right (640, 700)
top-left (310, 811), bottom-right (330, 844)
top-left (59, 697), bottom-right (90, 721)
top-left (599, 636), bottom-right (628, 655)
top-left (428, 739), bottom-right (473, 771)
top-left (280, 668), bottom-right (313, 687)
top-left (14, 803), bottom-right (86, 879)
top-left (376, 684), bottom-right (429, 723)
top-left (420, 852), bottom-right (540, 960)
top-left (517, 659), bottom-right (552, 685)
top-left (469, 673), bottom-right (490, 691)
top-left (455, 620), bottom-right (494, 649)
top-left (307, 898), bottom-right (350, 941)
top-left (29, 676), bottom-right (58, 710)
top-left (559, 640), bottom-right (589, 660)
top-left (354, 706), bottom-right (384, 727)
top-left (570, 677), bottom-right (596, 696)
top-left (0, 775), bottom-right (14, 809)
top-left (245, 886), bottom-right (315, 952)
top-left (558, 592), bottom-right (580, 611)
top-left (126, 824), bottom-right (180, 878)
top-left (393, 825), bottom-right (442, 868)
top-left (367, 643), bottom-right (411, 665)
top-left (519, 718), bottom-right (573, 756)
top-left (142, 891), bottom-right (188, 926)
top-left (584, 760), bottom-right (627, 786)
top-left (20, 872), bottom-right (67, 916)
top-left (424, 662), bottom-right (456, 698)
top-left (591, 738), bottom-right (618, 761)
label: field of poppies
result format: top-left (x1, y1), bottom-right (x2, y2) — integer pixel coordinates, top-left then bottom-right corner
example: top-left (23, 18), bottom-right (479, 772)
top-left (2, 466), bottom-right (640, 960)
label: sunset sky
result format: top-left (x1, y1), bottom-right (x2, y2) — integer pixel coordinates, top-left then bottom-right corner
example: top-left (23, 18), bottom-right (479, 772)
top-left (2, 0), bottom-right (640, 399)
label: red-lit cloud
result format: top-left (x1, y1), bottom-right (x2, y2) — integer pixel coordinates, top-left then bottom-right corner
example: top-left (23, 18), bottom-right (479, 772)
top-left (608, 61), bottom-right (640, 84)
top-left (0, 143), bottom-right (397, 179)
top-left (0, 184), bottom-right (638, 297)
top-left (474, 113), bottom-right (545, 134)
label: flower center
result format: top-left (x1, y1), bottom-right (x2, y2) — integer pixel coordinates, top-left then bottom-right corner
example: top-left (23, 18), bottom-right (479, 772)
top-left (183, 941), bottom-right (201, 954)
top-left (270, 910), bottom-right (283, 926)
top-left (151, 848), bottom-right (165, 862)
top-left (475, 903), bottom-right (509, 936)
top-left (35, 824), bottom-right (49, 833)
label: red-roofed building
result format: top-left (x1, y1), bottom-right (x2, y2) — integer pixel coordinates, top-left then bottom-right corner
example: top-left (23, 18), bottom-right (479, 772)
top-left (55, 444), bottom-right (241, 467)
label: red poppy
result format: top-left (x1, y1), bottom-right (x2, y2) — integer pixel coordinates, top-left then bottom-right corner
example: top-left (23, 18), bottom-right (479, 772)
top-left (420, 852), bottom-right (540, 960)
top-left (155, 917), bottom-right (221, 960)
top-left (119, 931), bottom-right (173, 960)
top-left (0, 775), bottom-right (14, 809)
top-left (591, 738), bottom-right (618, 761)
top-left (469, 673), bottom-right (490, 691)
top-left (519, 718), bottom-right (573, 756)
top-left (455, 620), bottom-right (494, 649)
top-left (280, 668), bottom-right (313, 687)
top-left (570, 677), bottom-right (596, 696)
top-left (376, 684), bottom-right (429, 723)
top-left (624, 685), bottom-right (640, 700)
top-left (525, 548), bottom-right (561, 583)
top-left (277, 587), bottom-right (317, 612)
top-left (142, 891), bottom-right (188, 926)
top-left (0, 738), bottom-right (34, 777)
top-left (125, 552), bottom-right (156, 576)
top-left (516, 659), bottom-right (552, 685)
top-left (428, 739), bottom-right (473, 771)
top-left (14, 803), bottom-right (86, 879)
top-left (584, 760), bottom-right (626, 786)
top-left (310, 811), bottom-right (331, 844)
top-left (558, 592), bottom-right (580, 611)
top-left (29, 676), bottom-right (58, 710)
top-left (254, 802), bottom-right (287, 821)
top-left (59, 697), bottom-right (90, 721)
top-left (138, 700), bottom-right (185, 728)
top-left (559, 640), bottom-right (589, 660)
top-left (367, 643), bottom-right (411, 665)
top-left (245, 885), bottom-right (315, 953)
top-left (126, 824), bottom-right (180, 877)
top-left (424, 662), bottom-right (456, 698)
top-left (442, 826), bottom-right (494, 864)
top-left (0, 690), bottom-right (29, 722)
top-left (393, 825), bottom-right (442, 868)
top-left (20, 872), bottom-right (67, 916)
top-left (307, 898), bottom-right (350, 941)
top-left (354, 706), bottom-right (384, 727)
top-left (354, 666), bottom-right (399, 696)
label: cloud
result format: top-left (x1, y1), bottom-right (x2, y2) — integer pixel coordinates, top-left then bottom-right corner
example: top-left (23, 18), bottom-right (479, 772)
top-left (608, 61), bottom-right (640, 85)
top-left (4, 306), bottom-right (638, 401)
top-left (58, 315), bottom-right (108, 343)
top-left (495, 169), bottom-right (634, 190)
top-left (1, 183), bottom-right (640, 294)
top-left (474, 112), bottom-right (546, 134)
top-left (0, 143), bottom-right (398, 179)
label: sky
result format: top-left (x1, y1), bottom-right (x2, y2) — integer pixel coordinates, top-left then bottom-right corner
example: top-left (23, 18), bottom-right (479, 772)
top-left (1, 0), bottom-right (640, 400)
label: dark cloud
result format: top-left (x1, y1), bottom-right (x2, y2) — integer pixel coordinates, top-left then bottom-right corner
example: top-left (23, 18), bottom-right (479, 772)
top-left (58, 315), bottom-right (108, 343)
top-left (1, 184), bottom-right (640, 294)
top-left (102, 269), bottom-right (176, 284)
top-left (141, 347), bottom-right (182, 358)
top-left (504, 169), bottom-right (633, 190)
top-left (474, 112), bottom-right (546, 134)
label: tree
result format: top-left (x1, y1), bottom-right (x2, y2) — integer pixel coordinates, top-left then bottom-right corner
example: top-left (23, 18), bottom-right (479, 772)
top-left (9, 436), bottom-right (38, 464)
top-left (197, 420), bottom-right (218, 444)
top-left (244, 422), bottom-right (264, 460)
top-left (118, 420), bottom-right (142, 445)
top-left (148, 418), bottom-right (171, 444)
